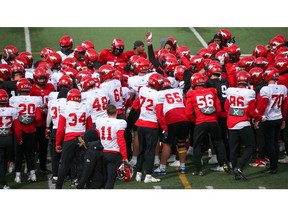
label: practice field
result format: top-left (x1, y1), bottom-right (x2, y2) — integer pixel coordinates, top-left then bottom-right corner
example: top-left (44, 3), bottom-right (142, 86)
top-left (0, 27), bottom-right (288, 59)
top-left (1, 27), bottom-right (288, 190)
top-left (5, 150), bottom-right (288, 189)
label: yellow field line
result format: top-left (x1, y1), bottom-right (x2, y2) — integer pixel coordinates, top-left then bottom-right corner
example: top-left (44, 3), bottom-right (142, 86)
top-left (177, 169), bottom-right (192, 189)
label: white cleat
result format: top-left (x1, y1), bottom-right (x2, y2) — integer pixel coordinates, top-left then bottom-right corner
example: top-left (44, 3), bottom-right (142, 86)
top-left (8, 162), bottom-right (14, 173)
top-left (14, 172), bottom-right (21, 183)
top-left (210, 165), bottom-right (224, 172)
top-left (135, 172), bottom-right (142, 182)
top-left (27, 170), bottom-right (37, 182)
top-left (208, 155), bottom-right (218, 164)
top-left (144, 174), bottom-right (160, 183)
top-left (168, 160), bottom-right (180, 167)
top-left (278, 155), bottom-right (288, 164)
top-left (167, 154), bottom-right (176, 163)
top-left (186, 146), bottom-right (194, 156)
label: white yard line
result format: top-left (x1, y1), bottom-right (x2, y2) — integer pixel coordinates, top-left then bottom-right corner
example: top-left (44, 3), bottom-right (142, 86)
top-left (24, 27), bottom-right (31, 53)
top-left (189, 27), bottom-right (208, 48)
top-left (188, 27), bottom-right (250, 56)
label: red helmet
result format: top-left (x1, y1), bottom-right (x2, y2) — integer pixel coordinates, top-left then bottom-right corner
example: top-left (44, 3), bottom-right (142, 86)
top-left (76, 70), bottom-right (91, 83)
top-left (218, 29), bottom-right (232, 42)
top-left (148, 73), bottom-right (164, 90)
top-left (215, 50), bottom-right (229, 65)
top-left (238, 56), bottom-right (255, 71)
top-left (163, 56), bottom-right (179, 73)
top-left (117, 162), bottom-right (134, 182)
top-left (207, 63), bottom-right (222, 77)
top-left (236, 70), bottom-right (250, 85)
top-left (84, 48), bottom-right (99, 68)
top-left (11, 63), bottom-right (25, 78)
top-left (74, 45), bottom-right (87, 61)
top-left (111, 38), bottom-right (124, 52)
top-left (19, 52), bottom-right (33, 68)
top-left (57, 75), bottom-right (73, 90)
top-left (208, 42), bottom-right (220, 55)
top-left (75, 61), bottom-right (86, 72)
top-left (80, 76), bottom-right (96, 91)
top-left (81, 40), bottom-right (95, 49)
top-left (63, 67), bottom-right (78, 80)
top-left (134, 57), bottom-right (151, 74)
top-left (276, 47), bottom-right (288, 57)
top-left (61, 57), bottom-right (77, 70)
top-left (129, 55), bottom-right (140, 65)
top-left (249, 67), bottom-right (264, 85)
top-left (3, 45), bottom-right (19, 62)
top-left (162, 77), bottom-right (171, 89)
top-left (0, 64), bottom-right (11, 81)
top-left (156, 49), bottom-right (169, 60)
top-left (227, 44), bottom-right (241, 62)
top-left (98, 64), bottom-right (115, 82)
top-left (59, 35), bottom-right (73, 49)
top-left (176, 45), bottom-right (191, 59)
top-left (264, 67), bottom-right (279, 82)
top-left (253, 45), bottom-right (267, 58)
top-left (274, 57), bottom-right (288, 74)
top-left (34, 67), bottom-right (48, 86)
top-left (46, 52), bottom-right (62, 70)
top-left (15, 56), bottom-right (29, 69)
top-left (269, 36), bottom-right (284, 54)
top-left (114, 70), bottom-right (123, 82)
top-left (189, 55), bottom-right (204, 72)
top-left (16, 78), bottom-right (32, 93)
top-left (40, 47), bottom-right (55, 59)
top-left (67, 88), bottom-right (81, 102)
top-left (0, 89), bottom-right (9, 104)
top-left (255, 57), bottom-right (269, 71)
top-left (197, 48), bottom-right (212, 59)
top-left (191, 72), bottom-right (205, 88)
top-left (174, 65), bottom-right (186, 81)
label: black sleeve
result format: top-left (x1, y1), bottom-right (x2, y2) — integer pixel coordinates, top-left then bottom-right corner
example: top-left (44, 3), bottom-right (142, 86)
top-left (0, 81), bottom-right (17, 97)
top-left (147, 44), bottom-right (160, 69)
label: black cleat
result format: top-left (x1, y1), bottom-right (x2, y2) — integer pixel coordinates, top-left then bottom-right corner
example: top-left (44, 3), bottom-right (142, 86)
top-left (234, 168), bottom-right (247, 181)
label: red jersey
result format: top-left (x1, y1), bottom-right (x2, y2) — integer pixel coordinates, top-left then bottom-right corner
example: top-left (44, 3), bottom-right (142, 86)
top-left (185, 87), bottom-right (221, 125)
top-left (124, 50), bottom-right (147, 60)
top-left (30, 83), bottom-right (55, 127)
top-left (98, 49), bottom-right (128, 67)
top-left (225, 61), bottom-right (240, 87)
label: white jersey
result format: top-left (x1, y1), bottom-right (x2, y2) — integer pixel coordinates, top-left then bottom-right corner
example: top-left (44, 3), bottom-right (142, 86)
top-left (260, 83), bottom-right (287, 121)
top-left (61, 101), bottom-right (92, 133)
top-left (161, 88), bottom-right (185, 115)
top-left (128, 72), bottom-right (157, 97)
top-left (82, 88), bottom-right (109, 123)
top-left (48, 91), bottom-right (59, 101)
top-left (56, 50), bottom-right (75, 61)
top-left (50, 72), bottom-right (64, 90)
top-left (100, 79), bottom-right (130, 111)
top-left (9, 95), bottom-right (42, 116)
top-left (25, 68), bottom-right (34, 79)
top-left (47, 98), bottom-right (67, 129)
top-left (0, 107), bottom-right (18, 135)
top-left (96, 117), bottom-right (127, 152)
top-left (137, 86), bottom-right (165, 124)
top-left (226, 87), bottom-right (256, 129)
top-left (167, 76), bottom-right (179, 89)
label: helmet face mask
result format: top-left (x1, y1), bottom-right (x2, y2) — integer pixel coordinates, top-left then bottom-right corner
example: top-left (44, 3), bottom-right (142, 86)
top-left (117, 162), bottom-right (134, 182)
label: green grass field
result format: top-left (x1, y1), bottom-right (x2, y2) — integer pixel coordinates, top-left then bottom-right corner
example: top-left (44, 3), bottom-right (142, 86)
top-left (1, 27), bottom-right (288, 190)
